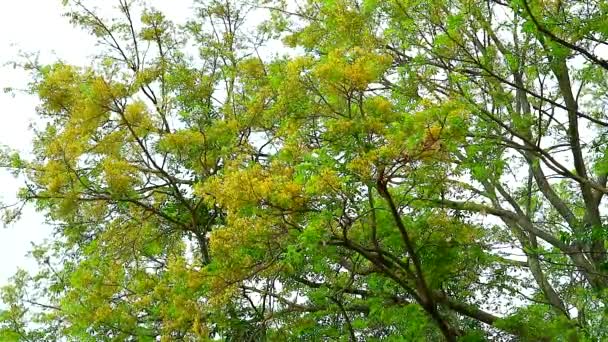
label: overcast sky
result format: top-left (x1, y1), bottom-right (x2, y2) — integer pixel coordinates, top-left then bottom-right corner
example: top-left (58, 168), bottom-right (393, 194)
top-left (0, 0), bottom-right (91, 286)
top-left (0, 0), bottom-right (192, 286)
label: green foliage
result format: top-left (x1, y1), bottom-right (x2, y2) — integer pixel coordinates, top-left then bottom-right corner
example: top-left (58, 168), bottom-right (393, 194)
top-left (2, 0), bottom-right (608, 341)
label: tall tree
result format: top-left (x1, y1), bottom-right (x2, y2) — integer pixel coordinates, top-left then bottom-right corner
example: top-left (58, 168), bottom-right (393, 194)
top-left (2, 0), bottom-right (608, 341)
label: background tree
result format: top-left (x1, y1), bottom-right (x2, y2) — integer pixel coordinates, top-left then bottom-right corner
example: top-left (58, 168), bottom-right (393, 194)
top-left (1, 0), bottom-right (272, 339)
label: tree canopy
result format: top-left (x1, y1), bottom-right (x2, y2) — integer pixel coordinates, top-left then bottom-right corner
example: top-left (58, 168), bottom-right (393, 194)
top-left (2, 0), bottom-right (608, 340)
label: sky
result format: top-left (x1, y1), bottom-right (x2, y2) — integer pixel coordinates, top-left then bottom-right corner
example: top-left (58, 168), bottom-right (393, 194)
top-left (0, 0), bottom-right (192, 287)
top-left (0, 0), bottom-right (94, 286)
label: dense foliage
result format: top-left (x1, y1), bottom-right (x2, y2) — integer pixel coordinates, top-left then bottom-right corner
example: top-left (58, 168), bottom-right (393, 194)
top-left (2, 0), bottom-right (608, 340)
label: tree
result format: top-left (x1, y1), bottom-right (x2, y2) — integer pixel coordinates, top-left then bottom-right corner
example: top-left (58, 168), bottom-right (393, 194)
top-left (2, 0), bottom-right (608, 340)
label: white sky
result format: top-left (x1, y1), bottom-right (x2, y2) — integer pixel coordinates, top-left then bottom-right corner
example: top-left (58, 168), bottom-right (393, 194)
top-left (0, 0), bottom-right (192, 286)
top-left (0, 0), bottom-right (93, 286)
